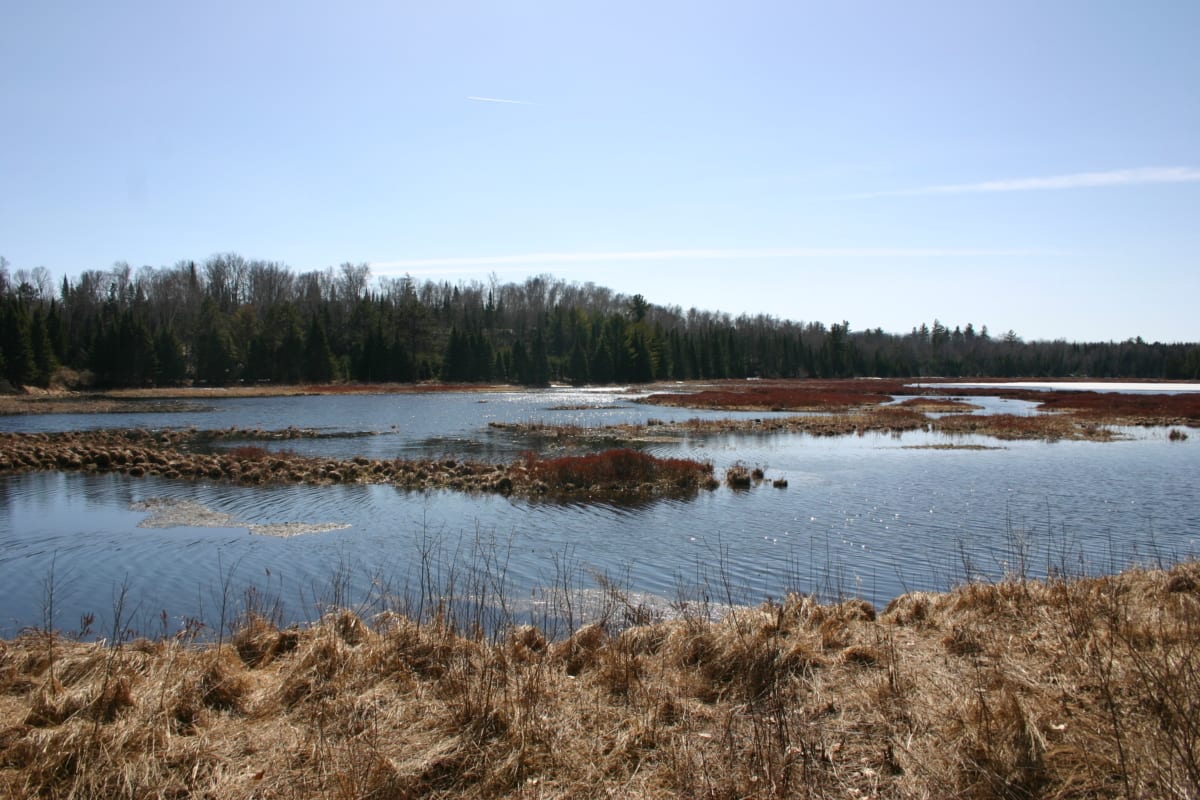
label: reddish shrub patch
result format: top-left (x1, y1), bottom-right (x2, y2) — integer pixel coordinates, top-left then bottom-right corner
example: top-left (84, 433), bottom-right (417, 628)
top-left (893, 397), bottom-right (981, 411)
top-left (1034, 391), bottom-right (1200, 422)
top-left (226, 445), bottom-right (272, 460)
top-left (643, 382), bottom-right (893, 411)
top-left (525, 449), bottom-right (714, 494)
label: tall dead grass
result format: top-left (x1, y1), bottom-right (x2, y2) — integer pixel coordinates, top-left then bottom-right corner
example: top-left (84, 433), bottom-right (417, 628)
top-left (3, 562), bottom-right (1199, 798)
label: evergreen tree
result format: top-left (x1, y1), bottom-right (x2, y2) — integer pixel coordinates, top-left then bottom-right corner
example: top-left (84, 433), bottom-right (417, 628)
top-left (568, 341), bottom-right (590, 386)
top-left (529, 329), bottom-right (550, 386)
top-left (154, 328), bottom-right (187, 385)
top-left (303, 314), bottom-right (336, 382)
top-left (592, 342), bottom-right (613, 384)
top-left (1, 301), bottom-right (36, 386)
top-left (625, 325), bottom-right (655, 383)
top-left (511, 340), bottom-right (529, 385)
top-left (261, 304), bottom-right (305, 384)
top-left (29, 307), bottom-right (58, 386)
top-left (243, 332), bottom-right (273, 382)
top-left (441, 326), bottom-right (471, 382)
top-left (118, 313), bottom-right (156, 386)
top-left (194, 299), bottom-right (238, 385)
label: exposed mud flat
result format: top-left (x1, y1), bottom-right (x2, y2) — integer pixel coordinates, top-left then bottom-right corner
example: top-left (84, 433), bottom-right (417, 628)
top-left (131, 497), bottom-right (350, 537)
top-left (132, 498), bottom-right (241, 529)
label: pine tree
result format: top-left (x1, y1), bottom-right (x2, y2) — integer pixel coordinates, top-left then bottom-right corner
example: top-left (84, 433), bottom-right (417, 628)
top-left (303, 314), bottom-right (336, 382)
top-left (154, 328), bottom-right (187, 385)
top-left (1, 300), bottom-right (36, 386)
top-left (568, 341), bottom-right (590, 386)
top-left (29, 307), bottom-right (58, 386)
top-left (511, 340), bottom-right (529, 385)
top-left (194, 300), bottom-right (238, 385)
top-left (529, 330), bottom-right (550, 386)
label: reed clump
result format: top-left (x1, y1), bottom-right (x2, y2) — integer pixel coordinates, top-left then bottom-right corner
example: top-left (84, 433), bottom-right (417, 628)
top-left (522, 448), bottom-right (717, 498)
top-left (4, 561), bottom-right (1199, 798)
top-left (933, 411), bottom-right (1120, 441)
top-left (724, 462), bottom-right (752, 488)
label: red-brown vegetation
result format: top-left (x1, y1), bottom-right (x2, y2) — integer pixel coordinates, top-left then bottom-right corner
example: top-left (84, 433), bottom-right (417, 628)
top-left (893, 397), bottom-right (983, 412)
top-left (643, 379), bottom-right (897, 410)
top-left (1034, 389), bottom-right (1200, 423)
top-left (224, 444), bottom-right (273, 460)
top-left (524, 448), bottom-right (716, 496)
top-left (640, 379), bottom-right (1200, 428)
top-left (724, 462), bottom-right (752, 488)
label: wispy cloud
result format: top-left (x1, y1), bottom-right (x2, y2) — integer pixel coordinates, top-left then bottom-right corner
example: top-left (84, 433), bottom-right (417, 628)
top-left (371, 247), bottom-right (1045, 274)
top-left (467, 95), bottom-right (534, 105)
top-left (859, 166), bottom-right (1200, 198)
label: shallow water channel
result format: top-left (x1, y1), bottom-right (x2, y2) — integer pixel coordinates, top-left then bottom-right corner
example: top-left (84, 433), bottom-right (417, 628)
top-left (2, 388), bottom-right (1198, 637)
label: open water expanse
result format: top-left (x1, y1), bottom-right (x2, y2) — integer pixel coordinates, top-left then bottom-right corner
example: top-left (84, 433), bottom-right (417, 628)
top-left (2, 387), bottom-right (1198, 637)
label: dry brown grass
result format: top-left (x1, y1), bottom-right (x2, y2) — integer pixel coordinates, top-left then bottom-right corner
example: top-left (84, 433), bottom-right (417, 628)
top-left (4, 562), bottom-right (1199, 798)
top-left (491, 405), bottom-right (932, 445)
top-left (932, 412), bottom-right (1120, 441)
top-left (893, 397), bottom-right (985, 412)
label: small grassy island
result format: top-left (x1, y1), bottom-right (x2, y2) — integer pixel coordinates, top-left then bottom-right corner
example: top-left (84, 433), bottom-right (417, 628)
top-left (0, 428), bottom-right (716, 502)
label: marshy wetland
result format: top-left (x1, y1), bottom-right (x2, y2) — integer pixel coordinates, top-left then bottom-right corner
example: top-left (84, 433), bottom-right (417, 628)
top-left (2, 379), bottom-right (1200, 798)
top-left (2, 379), bottom-right (1198, 636)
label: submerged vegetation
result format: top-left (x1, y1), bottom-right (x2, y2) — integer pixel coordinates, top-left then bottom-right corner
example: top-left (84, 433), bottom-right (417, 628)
top-left (2, 561), bottom-right (1198, 798)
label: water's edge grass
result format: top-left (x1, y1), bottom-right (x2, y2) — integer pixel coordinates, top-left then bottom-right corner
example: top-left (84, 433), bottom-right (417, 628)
top-left (2, 560), bottom-right (1199, 798)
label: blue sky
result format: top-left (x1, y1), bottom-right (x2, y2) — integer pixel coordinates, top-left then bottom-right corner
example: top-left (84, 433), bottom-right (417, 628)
top-left (2, 1), bottom-right (1197, 342)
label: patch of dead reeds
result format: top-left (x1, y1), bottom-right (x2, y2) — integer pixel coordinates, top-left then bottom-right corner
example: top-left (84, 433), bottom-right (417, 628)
top-left (3, 563), bottom-right (1200, 798)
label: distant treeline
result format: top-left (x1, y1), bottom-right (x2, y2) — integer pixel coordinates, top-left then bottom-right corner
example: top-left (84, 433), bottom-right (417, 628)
top-left (1, 255), bottom-right (1198, 389)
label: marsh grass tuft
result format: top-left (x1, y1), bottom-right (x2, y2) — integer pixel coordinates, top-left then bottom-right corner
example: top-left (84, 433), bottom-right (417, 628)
top-left (523, 448), bottom-right (715, 498)
top-left (724, 462), bottom-right (753, 488)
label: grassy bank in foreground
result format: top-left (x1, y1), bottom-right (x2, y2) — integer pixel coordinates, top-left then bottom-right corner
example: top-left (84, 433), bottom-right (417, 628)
top-left (2, 562), bottom-right (1198, 798)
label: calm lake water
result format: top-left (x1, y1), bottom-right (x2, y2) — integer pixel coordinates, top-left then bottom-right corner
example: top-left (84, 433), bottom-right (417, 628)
top-left (2, 387), bottom-right (1197, 637)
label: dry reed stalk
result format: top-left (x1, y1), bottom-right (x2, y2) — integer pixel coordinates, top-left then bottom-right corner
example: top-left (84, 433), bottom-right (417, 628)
top-left (3, 562), bottom-right (1200, 798)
